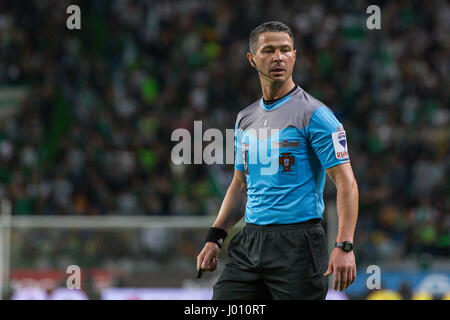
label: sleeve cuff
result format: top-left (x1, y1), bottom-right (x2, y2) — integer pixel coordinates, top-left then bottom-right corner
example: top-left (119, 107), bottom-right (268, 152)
top-left (322, 159), bottom-right (350, 170)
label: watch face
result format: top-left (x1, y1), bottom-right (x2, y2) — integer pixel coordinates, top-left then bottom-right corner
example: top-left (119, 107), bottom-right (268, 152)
top-left (344, 243), bottom-right (352, 251)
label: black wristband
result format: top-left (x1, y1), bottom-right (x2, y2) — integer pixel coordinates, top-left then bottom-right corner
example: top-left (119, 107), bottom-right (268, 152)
top-left (205, 227), bottom-right (228, 249)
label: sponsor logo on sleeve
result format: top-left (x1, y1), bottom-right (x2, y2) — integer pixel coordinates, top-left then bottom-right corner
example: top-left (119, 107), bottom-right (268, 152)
top-left (332, 130), bottom-right (349, 160)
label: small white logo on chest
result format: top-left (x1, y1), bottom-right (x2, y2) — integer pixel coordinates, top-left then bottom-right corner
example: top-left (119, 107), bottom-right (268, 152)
top-left (263, 119), bottom-right (268, 126)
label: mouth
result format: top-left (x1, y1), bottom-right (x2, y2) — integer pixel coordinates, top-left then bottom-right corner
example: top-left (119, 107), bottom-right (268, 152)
top-left (270, 67), bottom-right (286, 75)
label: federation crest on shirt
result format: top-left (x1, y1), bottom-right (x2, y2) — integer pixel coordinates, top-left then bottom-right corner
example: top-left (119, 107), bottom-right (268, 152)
top-left (279, 153), bottom-right (295, 172)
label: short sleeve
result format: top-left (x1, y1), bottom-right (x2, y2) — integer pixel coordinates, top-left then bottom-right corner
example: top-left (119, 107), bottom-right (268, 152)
top-left (307, 106), bottom-right (350, 169)
top-left (234, 120), bottom-right (245, 171)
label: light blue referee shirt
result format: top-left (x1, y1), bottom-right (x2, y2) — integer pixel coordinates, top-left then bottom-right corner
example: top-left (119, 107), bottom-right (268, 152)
top-left (234, 85), bottom-right (350, 225)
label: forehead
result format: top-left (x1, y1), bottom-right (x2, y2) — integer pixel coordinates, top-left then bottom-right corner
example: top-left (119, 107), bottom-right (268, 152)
top-left (256, 32), bottom-right (293, 50)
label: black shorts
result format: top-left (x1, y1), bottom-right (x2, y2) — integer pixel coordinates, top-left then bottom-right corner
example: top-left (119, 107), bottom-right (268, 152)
top-left (212, 219), bottom-right (329, 300)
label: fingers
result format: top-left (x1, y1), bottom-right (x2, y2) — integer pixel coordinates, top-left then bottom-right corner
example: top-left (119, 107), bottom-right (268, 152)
top-left (208, 257), bottom-right (218, 271)
top-left (345, 265), bottom-right (357, 289)
top-left (201, 252), bottom-right (212, 270)
top-left (196, 251), bottom-right (205, 271)
top-left (197, 249), bottom-right (219, 272)
top-left (353, 265), bottom-right (357, 284)
top-left (334, 266), bottom-right (355, 291)
top-left (339, 268), bottom-right (347, 291)
top-left (333, 269), bottom-right (340, 291)
top-left (202, 256), bottom-right (218, 271)
top-left (345, 268), bottom-right (352, 290)
top-left (324, 264), bottom-right (333, 277)
top-left (324, 264), bottom-right (341, 291)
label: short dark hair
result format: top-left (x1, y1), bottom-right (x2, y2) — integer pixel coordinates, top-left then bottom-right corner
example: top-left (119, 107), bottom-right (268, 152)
top-left (249, 21), bottom-right (294, 54)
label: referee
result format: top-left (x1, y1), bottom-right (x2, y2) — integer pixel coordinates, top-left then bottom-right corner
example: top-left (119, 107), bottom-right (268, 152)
top-left (197, 21), bottom-right (358, 300)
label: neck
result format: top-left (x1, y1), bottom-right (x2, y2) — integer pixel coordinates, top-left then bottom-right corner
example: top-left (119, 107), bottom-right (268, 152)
top-left (260, 77), bottom-right (296, 101)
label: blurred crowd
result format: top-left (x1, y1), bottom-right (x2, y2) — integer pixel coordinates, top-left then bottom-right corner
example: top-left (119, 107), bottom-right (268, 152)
top-left (0, 0), bottom-right (448, 269)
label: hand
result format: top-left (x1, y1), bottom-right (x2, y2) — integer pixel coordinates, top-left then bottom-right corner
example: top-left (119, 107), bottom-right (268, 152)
top-left (324, 248), bottom-right (356, 291)
top-left (196, 242), bottom-right (220, 272)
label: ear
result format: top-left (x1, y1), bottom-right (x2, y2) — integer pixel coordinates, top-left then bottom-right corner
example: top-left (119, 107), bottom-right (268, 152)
top-left (247, 52), bottom-right (256, 67)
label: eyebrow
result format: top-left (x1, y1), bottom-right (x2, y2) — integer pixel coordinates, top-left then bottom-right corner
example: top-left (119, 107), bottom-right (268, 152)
top-left (260, 44), bottom-right (293, 51)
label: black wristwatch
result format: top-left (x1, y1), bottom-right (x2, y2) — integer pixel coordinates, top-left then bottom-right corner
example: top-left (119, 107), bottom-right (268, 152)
top-left (335, 241), bottom-right (353, 252)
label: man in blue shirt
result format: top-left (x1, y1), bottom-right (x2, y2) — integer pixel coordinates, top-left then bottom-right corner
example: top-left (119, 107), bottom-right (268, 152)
top-left (197, 21), bottom-right (359, 299)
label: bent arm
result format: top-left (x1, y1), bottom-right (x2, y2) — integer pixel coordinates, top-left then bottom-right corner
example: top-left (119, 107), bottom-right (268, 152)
top-left (212, 169), bottom-right (247, 232)
top-left (325, 162), bottom-right (358, 242)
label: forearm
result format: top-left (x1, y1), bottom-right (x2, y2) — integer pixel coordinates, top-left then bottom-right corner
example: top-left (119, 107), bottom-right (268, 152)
top-left (335, 178), bottom-right (358, 242)
top-left (212, 180), bottom-right (247, 232)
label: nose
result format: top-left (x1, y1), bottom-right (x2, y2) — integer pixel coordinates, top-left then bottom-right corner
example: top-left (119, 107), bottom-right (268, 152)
top-left (273, 49), bottom-right (283, 62)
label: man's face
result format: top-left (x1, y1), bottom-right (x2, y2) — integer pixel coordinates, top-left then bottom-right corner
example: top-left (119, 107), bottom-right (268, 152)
top-left (251, 32), bottom-right (296, 83)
